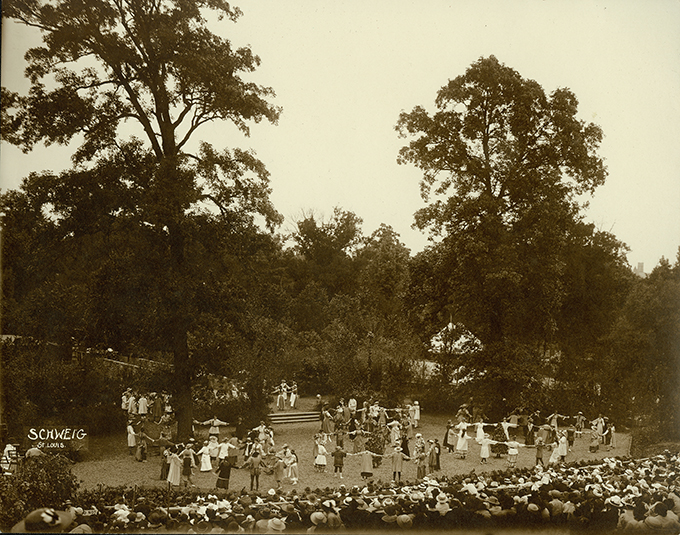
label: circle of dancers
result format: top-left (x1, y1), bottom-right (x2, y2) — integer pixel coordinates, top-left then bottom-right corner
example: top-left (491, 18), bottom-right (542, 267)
top-left (119, 385), bottom-right (620, 497)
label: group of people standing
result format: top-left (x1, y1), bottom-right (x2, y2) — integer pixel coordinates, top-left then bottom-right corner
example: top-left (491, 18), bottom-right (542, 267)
top-left (123, 388), bottom-right (175, 464)
top-left (319, 399), bottom-right (421, 450)
top-left (440, 408), bottom-right (616, 468)
top-left (121, 388), bottom-right (172, 423)
top-left (121, 383), bottom-right (618, 497)
top-left (155, 418), bottom-right (302, 493)
top-left (273, 380), bottom-right (299, 411)
top-left (309, 398), bottom-right (426, 484)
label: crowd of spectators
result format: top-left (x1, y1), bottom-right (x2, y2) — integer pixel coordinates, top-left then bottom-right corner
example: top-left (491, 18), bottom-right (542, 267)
top-left (12, 450), bottom-right (680, 532)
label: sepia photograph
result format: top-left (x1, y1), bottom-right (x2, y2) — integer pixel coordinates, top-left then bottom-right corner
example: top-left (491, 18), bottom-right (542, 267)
top-left (1, 1), bottom-right (679, 532)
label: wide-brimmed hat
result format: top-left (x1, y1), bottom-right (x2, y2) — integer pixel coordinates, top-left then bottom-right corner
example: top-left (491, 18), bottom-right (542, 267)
top-left (396, 514), bottom-right (414, 528)
top-left (607, 496), bottom-right (623, 508)
top-left (12, 508), bottom-right (74, 533)
top-left (255, 518), bottom-right (270, 532)
top-left (354, 498), bottom-right (369, 511)
top-left (268, 517), bottom-right (286, 531)
top-left (279, 503), bottom-right (295, 515)
top-left (147, 509), bottom-right (168, 528)
top-left (485, 496), bottom-right (500, 506)
top-left (310, 512), bottom-right (327, 525)
top-left (193, 520), bottom-right (211, 533)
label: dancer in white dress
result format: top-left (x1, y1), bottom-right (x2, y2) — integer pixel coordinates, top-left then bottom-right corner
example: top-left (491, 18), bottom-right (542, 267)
top-left (314, 443), bottom-right (328, 472)
top-left (198, 441), bottom-right (212, 472)
top-left (455, 424), bottom-right (471, 459)
top-left (475, 421), bottom-right (487, 442)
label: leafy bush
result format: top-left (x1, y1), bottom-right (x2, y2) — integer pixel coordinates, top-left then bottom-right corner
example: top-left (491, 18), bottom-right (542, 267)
top-left (1, 337), bottom-right (128, 438)
top-left (0, 473), bottom-right (27, 532)
top-left (191, 379), bottom-right (243, 422)
top-left (292, 356), bottom-right (330, 396)
top-left (0, 454), bottom-right (80, 531)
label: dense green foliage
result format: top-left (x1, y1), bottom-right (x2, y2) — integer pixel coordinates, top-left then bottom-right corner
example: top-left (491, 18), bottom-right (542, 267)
top-left (0, 455), bottom-right (80, 531)
top-left (2, 31), bottom-right (677, 445)
top-left (602, 256), bottom-right (680, 438)
top-left (1, 338), bottom-right (127, 439)
top-left (1, 0), bottom-right (282, 441)
top-left (397, 56), bottom-right (635, 421)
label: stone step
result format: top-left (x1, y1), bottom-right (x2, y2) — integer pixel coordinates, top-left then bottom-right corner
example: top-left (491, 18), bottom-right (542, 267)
top-left (268, 411), bottom-right (320, 424)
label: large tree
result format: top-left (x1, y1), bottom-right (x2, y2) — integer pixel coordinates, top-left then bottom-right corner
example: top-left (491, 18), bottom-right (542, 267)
top-left (2, 0), bottom-right (281, 439)
top-left (290, 207), bottom-right (364, 298)
top-left (397, 56), bottom-right (608, 411)
top-left (603, 254), bottom-right (680, 438)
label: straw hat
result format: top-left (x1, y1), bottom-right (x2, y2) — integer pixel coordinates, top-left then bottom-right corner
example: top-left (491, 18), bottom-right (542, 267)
top-left (268, 518), bottom-right (286, 531)
top-left (396, 514), bottom-right (413, 528)
top-left (310, 512), bottom-right (326, 525)
top-left (12, 509), bottom-right (74, 533)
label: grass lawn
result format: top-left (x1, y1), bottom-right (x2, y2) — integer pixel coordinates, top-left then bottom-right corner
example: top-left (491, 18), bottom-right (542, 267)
top-left (73, 399), bottom-right (631, 494)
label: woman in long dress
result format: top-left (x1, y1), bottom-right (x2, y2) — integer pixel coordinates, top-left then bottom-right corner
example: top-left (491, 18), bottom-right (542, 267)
top-left (135, 427), bottom-right (154, 462)
top-left (321, 408), bottom-right (335, 434)
top-left (314, 443), bottom-right (328, 472)
top-left (443, 421), bottom-right (456, 453)
top-left (490, 424), bottom-right (509, 457)
top-left (127, 421), bottom-right (136, 455)
top-left (557, 431), bottom-right (568, 461)
top-left (478, 433), bottom-right (496, 464)
top-left (180, 446), bottom-right (195, 487)
top-left (475, 421), bottom-right (486, 442)
top-left (208, 436), bottom-right (220, 467)
top-left (289, 385), bottom-right (298, 409)
top-left (589, 425), bottom-right (600, 452)
top-left (286, 449), bottom-right (299, 485)
top-left (198, 441), bottom-right (212, 472)
top-left (548, 441), bottom-right (561, 465)
top-left (413, 402), bottom-right (421, 428)
top-left (455, 426), bottom-right (470, 459)
top-left (427, 441), bottom-right (438, 472)
top-left (388, 420), bottom-right (401, 446)
top-left (359, 449), bottom-right (378, 480)
top-left (215, 457), bottom-right (231, 489)
top-left (167, 446), bottom-right (182, 486)
top-left (276, 389), bottom-right (285, 411)
top-left (524, 419), bottom-right (536, 446)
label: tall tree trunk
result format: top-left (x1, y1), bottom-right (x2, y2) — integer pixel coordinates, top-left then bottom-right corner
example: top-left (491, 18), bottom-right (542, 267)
top-left (173, 325), bottom-right (193, 441)
top-left (166, 175), bottom-right (193, 441)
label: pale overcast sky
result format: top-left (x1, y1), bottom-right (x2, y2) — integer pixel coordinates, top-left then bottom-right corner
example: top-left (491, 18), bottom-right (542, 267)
top-left (2, 0), bottom-right (679, 270)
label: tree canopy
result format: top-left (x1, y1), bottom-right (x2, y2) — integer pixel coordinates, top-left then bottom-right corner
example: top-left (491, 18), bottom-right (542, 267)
top-left (396, 55), bottom-right (606, 238)
top-left (397, 56), bottom-right (615, 414)
top-left (2, 36), bottom-right (674, 440)
top-left (2, 0), bottom-right (282, 439)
